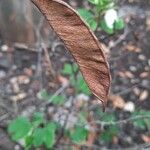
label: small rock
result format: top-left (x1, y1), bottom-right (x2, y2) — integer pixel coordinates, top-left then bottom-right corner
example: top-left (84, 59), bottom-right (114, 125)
top-left (139, 90), bottom-right (149, 101)
top-left (21, 106), bottom-right (36, 117)
top-left (76, 94), bottom-right (89, 102)
top-left (18, 75), bottom-right (30, 84)
top-left (140, 72), bottom-right (149, 78)
top-left (124, 71), bottom-right (134, 79)
top-left (133, 87), bottom-right (140, 96)
top-left (138, 54), bottom-right (145, 60)
top-left (129, 66), bottom-right (137, 72)
top-left (64, 98), bottom-right (73, 108)
top-left (1, 45), bottom-right (8, 52)
top-left (0, 70), bottom-right (6, 79)
top-left (10, 92), bottom-right (27, 102)
top-left (124, 101), bottom-right (135, 112)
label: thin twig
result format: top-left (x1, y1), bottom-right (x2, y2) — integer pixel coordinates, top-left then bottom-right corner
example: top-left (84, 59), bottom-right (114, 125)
top-left (56, 114), bottom-right (150, 130)
top-left (108, 27), bottom-right (129, 49)
top-left (114, 82), bottom-right (142, 95)
top-left (43, 45), bottom-right (55, 76)
top-left (55, 96), bottom-right (74, 147)
top-left (41, 85), bottom-right (68, 107)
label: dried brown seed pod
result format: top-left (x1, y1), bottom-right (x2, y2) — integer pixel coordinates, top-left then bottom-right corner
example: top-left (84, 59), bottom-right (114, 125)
top-left (31, 0), bottom-right (111, 110)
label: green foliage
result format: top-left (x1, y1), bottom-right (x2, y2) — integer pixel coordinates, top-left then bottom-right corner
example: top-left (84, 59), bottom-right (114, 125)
top-left (101, 113), bottom-right (116, 122)
top-left (100, 19), bottom-right (114, 34)
top-left (51, 95), bottom-right (66, 106)
top-left (114, 18), bottom-right (125, 30)
top-left (78, 0), bottom-right (125, 34)
top-left (62, 63), bottom-right (78, 75)
top-left (62, 63), bottom-right (91, 95)
top-left (75, 74), bottom-right (91, 95)
top-left (8, 114), bottom-right (57, 149)
top-left (78, 9), bottom-right (97, 30)
top-left (100, 125), bottom-right (119, 142)
top-left (32, 128), bottom-right (44, 147)
top-left (37, 90), bottom-right (65, 106)
top-left (132, 110), bottom-right (150, 130)
top-left (37, 89), bottom-right (50, 100)
top-left (32, 122), bottom-right (56, 148)
top-left (70, 126), bottom-right (88, 144)
top-left (78, 111), bottom-right (88, 124)
top-left (32, 112), bottom-right (44, 127)
top-left (62, 63), bottom-right (73, 75)
top-left (8, 116), bottom-right (32, 141)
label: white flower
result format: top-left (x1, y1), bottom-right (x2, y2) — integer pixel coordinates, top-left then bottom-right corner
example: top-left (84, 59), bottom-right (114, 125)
top-left (104, 9), bottom-right (118, 29)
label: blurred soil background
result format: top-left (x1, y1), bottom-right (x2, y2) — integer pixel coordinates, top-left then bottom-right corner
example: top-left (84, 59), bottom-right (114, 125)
top-left (0, 0), bottom-right (149, 149)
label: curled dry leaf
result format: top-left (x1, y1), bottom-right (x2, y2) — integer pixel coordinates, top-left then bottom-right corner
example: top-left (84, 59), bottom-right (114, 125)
top-left (31, 0), bottom-right (111, 109)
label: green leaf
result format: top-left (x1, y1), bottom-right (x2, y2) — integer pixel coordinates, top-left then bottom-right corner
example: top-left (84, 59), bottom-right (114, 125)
top-left (100, 20), bottom-right (114, 34)
top-left (33, 128), bottom-right (44, 147)
top-left (101, 113), bottom-right (116, 122)
top-left (114, 18), bottom-right (125, 30)
top-left (37, 89), bottom-right (50, 100)
top-left (88, 19), bottom-right (98, 31)
top-left (25, 135), bottom-right (33, 149)
top-left (88, 0), bottom-right (99, 4)
top-left (43, 123), bottom-right (56, 148)
top-left (76, 74), bottom-right (91, 95)
top-left (51, 95), bottom-right (65, 106)
top-left (32, 112), bottom-right (44, 127)
top-left (132, 110), bottom-right (150, 130)
top-left (72, 63), bottom-right (79, 73)
top-left (78, 112), bottom-right (88, 124)
top-left (100, 125), bottom-right (119, 142)
top-left (78, 9), bottom-right (97, 31)
top-left (143, 111), bottom-right (150, 130)
top-left (70, 127), bottom-right (88, 144)
top-left (78, 9), bottom-right (93, 21)
top-left (8, 116), bottom-right (32, 141)
top-left (62, 63), bottom-right (73, 75)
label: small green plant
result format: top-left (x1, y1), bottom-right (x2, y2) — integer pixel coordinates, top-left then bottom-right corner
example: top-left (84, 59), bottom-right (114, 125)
top-left (62, 63), bottom-right (91, 95)
top-left (78, 0), bottom-right (125, 34)
top-left (98, 110), bottom-right (119, 142)
top-left (8, 112), bottom-right (57, 149)
top-left (132, 110), bottom-right (150, 130)
top-left (69, 126), bottom-right (88, 144)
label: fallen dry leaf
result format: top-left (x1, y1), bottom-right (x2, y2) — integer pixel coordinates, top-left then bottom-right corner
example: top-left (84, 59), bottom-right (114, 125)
top-left (10, 92), bottom-right (27, 102)
top-left (125, 43), bottom-right (141, 52)
top-left (31, 0), bottom-right (111, 109)
top-left (109, 95), bottom-right (126, 109)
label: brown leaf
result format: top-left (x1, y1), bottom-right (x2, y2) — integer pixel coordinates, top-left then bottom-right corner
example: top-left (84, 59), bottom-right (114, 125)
top-left (31, 0), bottom-right (111, 108)
top-left (109, 95), bottom-right (126, 109)
top-left (125, 43), bottom-right (141, 52)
